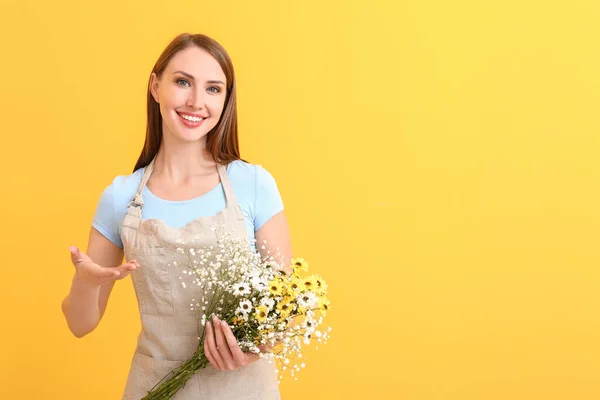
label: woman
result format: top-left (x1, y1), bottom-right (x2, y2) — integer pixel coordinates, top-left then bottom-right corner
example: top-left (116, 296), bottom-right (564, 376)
top-left (61, 33), bottom-right (291, 399)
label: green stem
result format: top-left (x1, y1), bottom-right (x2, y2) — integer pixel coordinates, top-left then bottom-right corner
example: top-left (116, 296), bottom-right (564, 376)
top-left (140, 346), bottom-right (210, 400)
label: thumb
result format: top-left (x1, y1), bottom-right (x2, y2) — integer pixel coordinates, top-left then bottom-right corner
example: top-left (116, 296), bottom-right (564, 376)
top-left (69, 246), bottom-right (83, 264)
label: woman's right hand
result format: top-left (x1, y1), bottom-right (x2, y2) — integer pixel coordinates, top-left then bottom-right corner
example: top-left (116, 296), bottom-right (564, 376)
top-left (69, 245), bottom-right (140, 287)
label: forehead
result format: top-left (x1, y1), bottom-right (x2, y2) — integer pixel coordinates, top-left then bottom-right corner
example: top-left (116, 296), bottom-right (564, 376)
top-left (165, 46), bottom-right (226, 83)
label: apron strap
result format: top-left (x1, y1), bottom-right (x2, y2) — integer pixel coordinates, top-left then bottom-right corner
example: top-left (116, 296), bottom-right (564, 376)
top-left (126, 157), bottom-right (155, 210)
top-left (217, 163), bottom-right (238, 208)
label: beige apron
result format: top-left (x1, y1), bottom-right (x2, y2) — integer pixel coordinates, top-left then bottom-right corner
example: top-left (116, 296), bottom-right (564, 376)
top-left (120, 157), bottom-right (280, 399)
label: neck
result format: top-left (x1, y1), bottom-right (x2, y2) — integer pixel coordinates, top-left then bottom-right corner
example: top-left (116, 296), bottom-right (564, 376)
top-left (152, 136), bottom-right (216, 182)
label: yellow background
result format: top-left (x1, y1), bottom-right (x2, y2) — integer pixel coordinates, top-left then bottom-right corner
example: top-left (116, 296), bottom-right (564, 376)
top-left (0, 0), bottom-right (599, 398)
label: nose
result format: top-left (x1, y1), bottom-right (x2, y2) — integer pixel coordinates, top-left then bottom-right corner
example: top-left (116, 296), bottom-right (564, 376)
top-left (186, 86), bottom-right (206, 110)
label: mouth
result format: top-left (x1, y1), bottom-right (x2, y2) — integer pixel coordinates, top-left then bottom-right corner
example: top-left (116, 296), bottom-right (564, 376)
top-left (176, 111), bottom-right (206, 127)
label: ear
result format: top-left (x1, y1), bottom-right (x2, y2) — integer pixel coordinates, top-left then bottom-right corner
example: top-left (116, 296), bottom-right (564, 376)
top-left (150, 72), bottom-right (160, 103)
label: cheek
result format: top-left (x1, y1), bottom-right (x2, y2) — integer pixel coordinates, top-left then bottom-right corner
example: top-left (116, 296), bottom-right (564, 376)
top-left (208, 97), bottom-right (227, 115)
top-left (161, 87), bottom-right (185, 107)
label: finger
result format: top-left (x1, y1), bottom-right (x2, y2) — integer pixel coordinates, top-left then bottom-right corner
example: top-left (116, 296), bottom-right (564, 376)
top-left (205, 319), bottom-right (225, 370)
top-left (110, 259), bottom-right (140, 276)
top-left (221, 320), bottom-right (247, 366)
top-left (258, 344), bottom-right (271, 353)
top-left (203, 331), bottom-right (220, 370)
top-left (114, 261), bottom-right (140, 279)
top-left (119, 260), bottom-right (140, 270)
top-left (213, 316), bottom-right (235, 369)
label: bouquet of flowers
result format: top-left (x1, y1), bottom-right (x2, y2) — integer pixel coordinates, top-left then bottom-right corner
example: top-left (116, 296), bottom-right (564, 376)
top-left (141, 229), bottom-right (331, 400)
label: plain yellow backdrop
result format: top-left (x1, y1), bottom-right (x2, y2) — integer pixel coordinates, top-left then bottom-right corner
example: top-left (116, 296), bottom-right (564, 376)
top-left (1, 0), bottom-right (599, 399)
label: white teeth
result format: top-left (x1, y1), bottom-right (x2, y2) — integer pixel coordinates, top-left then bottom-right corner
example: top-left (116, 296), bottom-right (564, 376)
top-left (180, 114), bottom-right (204, 122)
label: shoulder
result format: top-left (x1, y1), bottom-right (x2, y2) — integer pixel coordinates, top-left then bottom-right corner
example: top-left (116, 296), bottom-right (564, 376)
top-left (225, 159), bottom-right (256, 177)
top-left (226, 159), bottom-right (278, 186)
top-left (92, 167), bottom-right (145, 248)
top-left (99, 167), bottom-right (145, 211)
top-left (225, 159), bottom-right (280, 199)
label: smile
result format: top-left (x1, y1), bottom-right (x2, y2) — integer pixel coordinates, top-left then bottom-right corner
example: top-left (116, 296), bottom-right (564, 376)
top-left (177, 112), bottom-right (206, 127)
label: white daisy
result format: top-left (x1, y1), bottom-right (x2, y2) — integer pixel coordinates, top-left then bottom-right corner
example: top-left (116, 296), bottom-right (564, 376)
top-left (250, 276), bottom-right (265, 291)
top-left (296, 292), bottom-right (317, 308)
top-left (235, 309), bottom-right (249, 321)
top-left (303, 334), bottom-right (311, 345)
top-left (302, 319), bottom-right (316, 334)
top-left (238, 299), bottom-right (253, 313)
top-left (232, 282), bottom-right (251, 296)
top-left (260, 296), bottom-right (275, 310)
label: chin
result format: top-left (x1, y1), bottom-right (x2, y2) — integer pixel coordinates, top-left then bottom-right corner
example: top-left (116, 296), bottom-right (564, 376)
top-left (167, 124), bottom-right (210, 142)
top-left (179, 132), bottom-right (209, 142)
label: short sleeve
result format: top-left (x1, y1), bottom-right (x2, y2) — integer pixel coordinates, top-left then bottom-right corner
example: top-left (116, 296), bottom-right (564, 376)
top-left (91, 184), bottom-right (123, 248)
top-left (253, 165), bottom-right (284, 231)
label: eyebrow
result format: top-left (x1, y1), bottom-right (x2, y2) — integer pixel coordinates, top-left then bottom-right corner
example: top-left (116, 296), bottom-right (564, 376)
top-left (173, 70), bottom-right (225, 86)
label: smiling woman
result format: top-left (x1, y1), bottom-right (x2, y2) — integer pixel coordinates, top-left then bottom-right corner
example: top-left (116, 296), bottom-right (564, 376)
top-left (140, 40), bottom-right (236, 165)
top-left (61, 33), bottom-right (291, 400)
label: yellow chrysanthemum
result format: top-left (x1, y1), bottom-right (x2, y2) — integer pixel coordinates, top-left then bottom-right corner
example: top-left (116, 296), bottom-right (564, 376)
top-left (296, 304), bottom-right (308, 315)
top-left (254, 305), bottom-right (269, 323)
top-left (260, 327), bottom-right (274, 336)
top-left (302, 275), bottom-right (318, 292)
top-left (288, 276), bottom-right (303, 294)
top-left (319, 297), bottom-right (331, 315)
top-left (313, 274), bottom-right (328, 294)
top-left (254, 330), bottom-right (270, 347)
top-left (290, 258), bottom-right (309, 272)
top-left (268, 279), bottom-right (284, 296)
top-left (282, 294), bottom-right (295, 305)
top-left (276, 299), bottom-right (294, 318)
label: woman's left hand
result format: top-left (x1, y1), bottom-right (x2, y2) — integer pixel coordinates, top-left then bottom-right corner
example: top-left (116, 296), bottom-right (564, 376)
top-left (204, 314), bottom-right (261, 371)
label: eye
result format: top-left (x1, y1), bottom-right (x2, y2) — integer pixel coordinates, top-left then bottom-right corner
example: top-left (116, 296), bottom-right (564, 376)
top-left (176, 79), bottom-right (190, 87)
top-left (207, 86), bottom-right (221, 93)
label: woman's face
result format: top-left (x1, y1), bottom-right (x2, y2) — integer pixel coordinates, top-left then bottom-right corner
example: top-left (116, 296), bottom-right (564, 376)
top-left (150, 46), bottom-right (227, 144)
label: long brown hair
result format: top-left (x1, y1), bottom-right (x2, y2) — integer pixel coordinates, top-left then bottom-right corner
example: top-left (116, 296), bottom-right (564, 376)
top-left (133, 33), bottom-right (247, 172)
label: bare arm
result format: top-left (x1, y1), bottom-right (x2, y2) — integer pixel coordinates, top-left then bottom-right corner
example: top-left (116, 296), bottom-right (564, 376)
top-left (61, 227), bottom-right (139, 338)
top-left (255, 210), bottom-right (293, 274)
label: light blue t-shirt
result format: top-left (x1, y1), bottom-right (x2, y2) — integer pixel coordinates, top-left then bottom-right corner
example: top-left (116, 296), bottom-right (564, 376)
top-left (92, 160), bottom-right (284, 249)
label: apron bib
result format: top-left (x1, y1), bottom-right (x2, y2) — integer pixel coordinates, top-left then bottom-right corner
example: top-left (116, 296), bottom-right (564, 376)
top-left (120, 157), bottom-right (280, 399)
